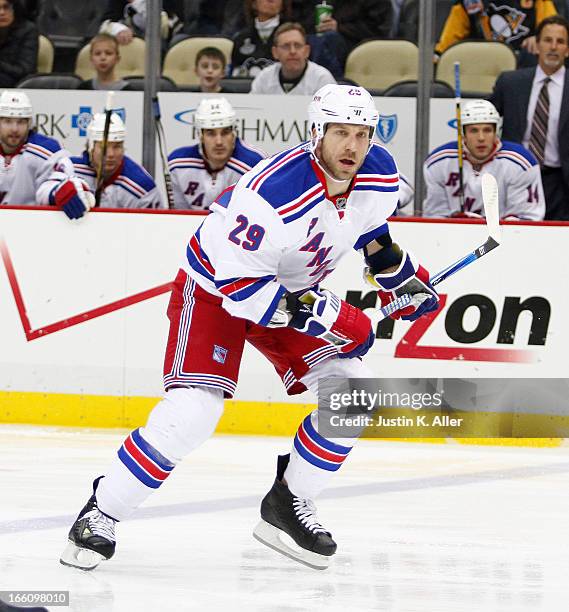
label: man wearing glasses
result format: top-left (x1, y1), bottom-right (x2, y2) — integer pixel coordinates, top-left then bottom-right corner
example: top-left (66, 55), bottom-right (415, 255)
top-left (251, 22), bottom-right (336, 94)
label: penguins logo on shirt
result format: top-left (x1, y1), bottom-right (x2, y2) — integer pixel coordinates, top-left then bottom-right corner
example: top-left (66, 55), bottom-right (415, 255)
top-left (488, 3), bottom-right (530, 44)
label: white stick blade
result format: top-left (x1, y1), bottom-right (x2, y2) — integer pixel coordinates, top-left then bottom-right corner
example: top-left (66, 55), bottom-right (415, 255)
top-left (481, 173), bottom-right (500, 242)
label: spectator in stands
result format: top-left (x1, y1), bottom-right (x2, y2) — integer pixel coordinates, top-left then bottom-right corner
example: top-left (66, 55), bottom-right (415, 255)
top-left (435, 0), bottom-right (557, 66)
top-left (491, 15), bottom-right (569, 220)
top-left (78, 34), bottom-right (128, 91)
top-left (423, 99), bottom-right (545, 220)
top-left (231, 0), bottom-right (291, 77)
top-left (100, 0), bottom-right (182, 45)
top-left (181, 0), bottom-right (244, 39)
top-left (195, 47), bottom-right (227, 93)
top-left (0, 0), bottom-right (37, 88)
top-left (71, 112), bottom-right (162, 210)
top-left (394, 0), bottom-right (418, 43)
top-left (167, 97), bottom-right (264, 210)
top-left (0, 90), bottom-right (95, 220)
top-left (292, 0), bottom-right (393, 78)
top-left (251, 22), bottom-right (336, 94)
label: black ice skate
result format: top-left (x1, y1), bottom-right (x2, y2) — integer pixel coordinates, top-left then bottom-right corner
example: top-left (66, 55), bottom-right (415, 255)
top-left (60, 476), bottom-right (117, 571)
top-left (253, 454), bottom-right (337, 570)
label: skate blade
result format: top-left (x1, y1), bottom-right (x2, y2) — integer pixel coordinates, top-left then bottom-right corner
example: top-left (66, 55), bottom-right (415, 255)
top-left (253, 519), bottom-right (332, 570)
top-left (59, 541), bottom-right (105, 571)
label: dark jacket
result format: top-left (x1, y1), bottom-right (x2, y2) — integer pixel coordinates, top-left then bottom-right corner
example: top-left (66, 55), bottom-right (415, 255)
top-left (294, 0), bottom-right (392, 47)
top-left (231, 24), bottom-right (277, 77)
top-left (490, 66), bottom-right (569, 188)
top-left (0, 19), bottom-right (38, 88)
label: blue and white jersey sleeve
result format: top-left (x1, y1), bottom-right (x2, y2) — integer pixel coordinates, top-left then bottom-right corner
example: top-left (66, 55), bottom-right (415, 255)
top-left (208, 185), bottom-right (288, 325)
top-left (25, 134), bottom-right (76, 205)
top-left (352, 143), bottom-right (399, 250)
top-left (423, 141), bottom-right (457, 217)
top-left (498, 144), bottom-right (545, 220)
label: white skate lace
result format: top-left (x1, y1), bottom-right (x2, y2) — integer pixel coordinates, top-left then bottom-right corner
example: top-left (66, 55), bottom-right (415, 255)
top-left (83, 509), bottom-right (116, 543)
top-left (292, 498), bottom-right (328, 534)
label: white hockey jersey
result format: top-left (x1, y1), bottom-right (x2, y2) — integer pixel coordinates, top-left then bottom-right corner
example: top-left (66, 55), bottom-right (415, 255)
top-left (71, 151), bottom-right (162, 209)
top-left (167, 138), bottom-right (264, 210)
top-left (182, 142), bottom-right (400, 325)
top-left (0, 132), bottom-right (73, 205)
top-left (423, 140), bottom-right (545, 220)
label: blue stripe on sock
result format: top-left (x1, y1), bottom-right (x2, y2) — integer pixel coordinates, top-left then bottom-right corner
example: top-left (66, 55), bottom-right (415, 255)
top-left (302, 415), bottom-right (352, 455)
top-left (118, 446), bottom-right (163, 489)
top-left (131, 428), bottom-right (175, 471)
top-left (293, 436), bottom-right (341, 472)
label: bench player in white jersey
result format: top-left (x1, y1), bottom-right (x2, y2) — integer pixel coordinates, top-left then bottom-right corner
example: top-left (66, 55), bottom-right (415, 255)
top-left (167, 97), bottom-right (264, 210)
top-left (424, 99), bottom-right (545, 220)
top-left (71, 112), bottom-right (162, 210)
top-left (0, 90), bottom-right (94, 218)
top-left (61, 85), bottom-right (440, 572)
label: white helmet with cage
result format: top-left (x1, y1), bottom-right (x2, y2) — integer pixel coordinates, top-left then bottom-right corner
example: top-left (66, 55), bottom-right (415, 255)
top-left (461, 99), bottom-right (502, 137)
top-left (86, 112), bottom-right (126, 150)
top-left (0, 90), bottom-right (33, 119)
top-left (307, 84), bottom-right (379, 152)
top-left (194, 97), bottom-right (236, 132)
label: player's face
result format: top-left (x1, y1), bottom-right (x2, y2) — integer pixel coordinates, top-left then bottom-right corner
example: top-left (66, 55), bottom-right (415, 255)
top-left (0, 117), bottom-right (30, 153)
top-left (201, 127), bottom-right (236, 169)
top-left (272, 30), bottom-right (310, 78)
top-left (91, 141), bottom-right (125, 176)
top-left (195, 56), bottom-right (225, 91)
top-left (317, 123), bottom-right (370, 181)
top-left (90, 40), bottom-right (120, 75)
top-left (464, 124), bottom-right (497, 161)
top-left (537, 24), bottom-right (569, 74)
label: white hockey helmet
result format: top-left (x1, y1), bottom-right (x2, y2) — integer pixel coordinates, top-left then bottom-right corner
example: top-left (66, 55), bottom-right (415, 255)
top-left (86, 112), bottom-right (126, 150)
top-left (461, 99), bottom-right (502, 137)
top-left (194, 97), bottom-right (236, 131)
top-left (307, 84), bottom-right (379, 152)
top-left (0, 90), bottom-right (33, 119)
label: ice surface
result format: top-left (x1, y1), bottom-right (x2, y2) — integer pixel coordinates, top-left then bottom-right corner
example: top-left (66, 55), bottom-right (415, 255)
top-left (1, 425), bottom-right (568, 612)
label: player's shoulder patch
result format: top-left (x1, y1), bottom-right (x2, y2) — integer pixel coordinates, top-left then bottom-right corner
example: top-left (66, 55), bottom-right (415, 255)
top-left (167, 144), bottom-right (202, 163)
top-left (25, 132), bottom-right (63, 160)
top-left (360, 144), bottom-right (398, 175)
top-left (425, 140), bottom-right (459, 168)
top-left (232, 138), bottom-right (265, 170)
top-left (71, 151), bottom-right (95, 177)
top-left (246, 144), bottom-right (316, 207)
top-left (498, 141), bottom-right (538, 168)
top-left (353, 145), bottom-right (399, 194)
top-left (113, 157), bottom-right (156, 198)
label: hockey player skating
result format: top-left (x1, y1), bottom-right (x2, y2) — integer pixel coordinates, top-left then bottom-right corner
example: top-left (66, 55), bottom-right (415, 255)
top-left (60, 84), bottom-right (439, 572)
top-left (0, 90), bottom-right (94, 218)
top-left (167, 97), bottom-right (264, 210)
top-left (424, 99), bottom-right (545, 220)
top-left (71, 112), bottom-right (162, 209)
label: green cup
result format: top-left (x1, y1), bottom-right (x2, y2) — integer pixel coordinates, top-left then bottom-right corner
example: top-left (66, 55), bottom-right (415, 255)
top-left (315, 1), bottom-right (333, 33)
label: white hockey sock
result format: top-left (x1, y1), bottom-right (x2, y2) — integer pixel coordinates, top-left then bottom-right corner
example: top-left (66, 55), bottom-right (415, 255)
top-left (284, 410), bottom-right (356, 500)
top-left (96, 386), bottom-right (224, 521)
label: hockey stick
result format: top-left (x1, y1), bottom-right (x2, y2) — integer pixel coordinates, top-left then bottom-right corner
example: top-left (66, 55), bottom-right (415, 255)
top-left (376, 173), bottom-right (501, 321)
top-left (95, 91), bottom-right (114, 207)
top-left (152, 95), bottom-right (175, 209)
top-left (454, 61), bottom-right (465, 212)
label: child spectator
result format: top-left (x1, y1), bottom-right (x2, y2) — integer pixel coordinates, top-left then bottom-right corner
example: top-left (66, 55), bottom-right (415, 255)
top-left (78, 33), bottom-right (128, 91)
top-left (195, 46), bottom-right (227, 93)
top-left (0, 0), bottom-right (37, 88)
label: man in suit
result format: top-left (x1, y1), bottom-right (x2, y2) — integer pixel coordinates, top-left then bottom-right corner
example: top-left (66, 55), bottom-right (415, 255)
top-left (491, 15), bottom-right (569, 220)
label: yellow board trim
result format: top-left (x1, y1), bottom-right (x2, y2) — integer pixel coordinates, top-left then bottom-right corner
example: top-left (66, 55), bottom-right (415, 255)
top-left (0, 391), bottom-right (564, 447)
